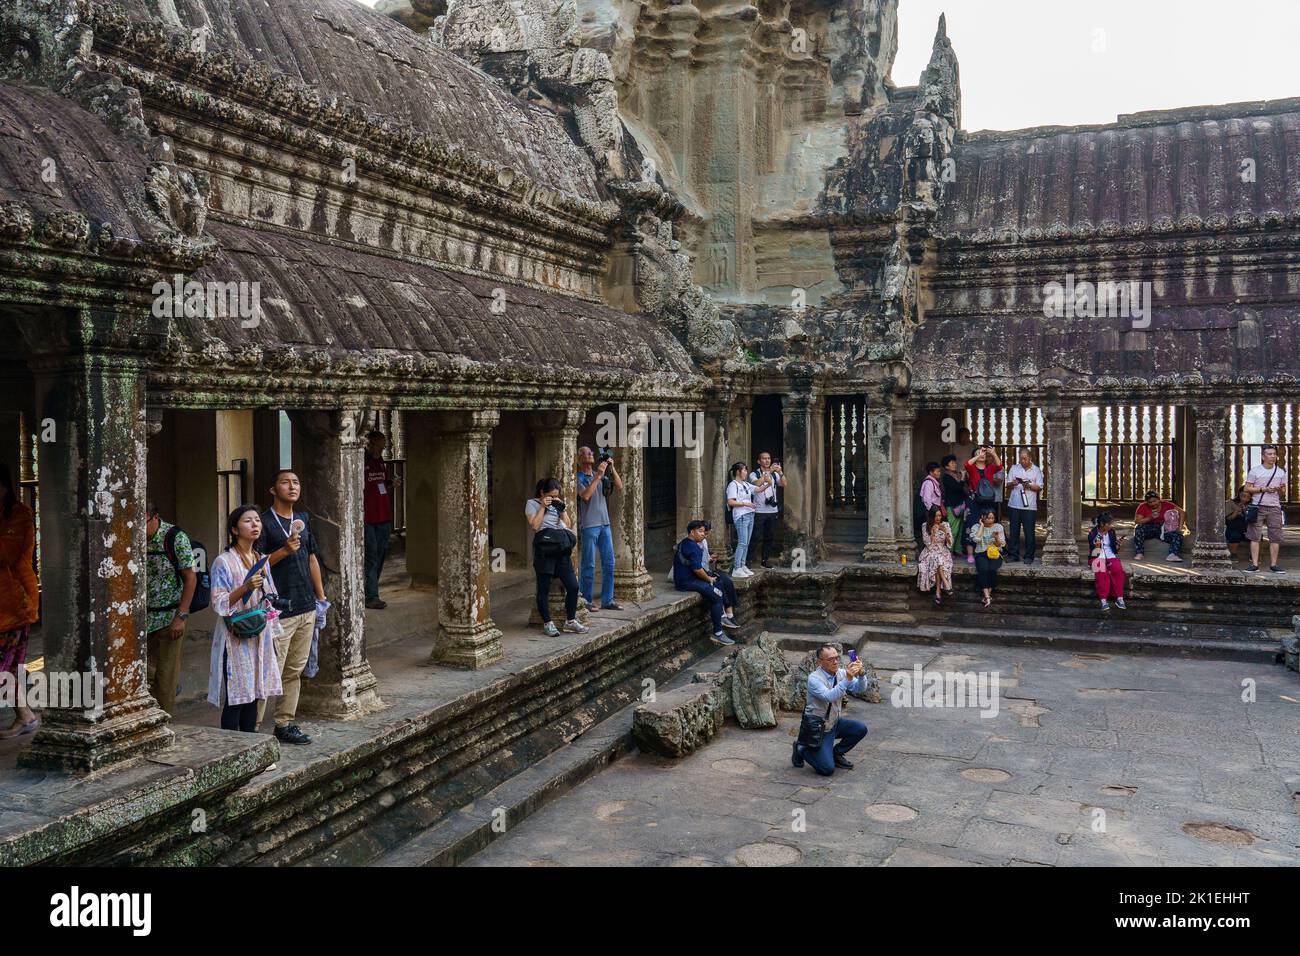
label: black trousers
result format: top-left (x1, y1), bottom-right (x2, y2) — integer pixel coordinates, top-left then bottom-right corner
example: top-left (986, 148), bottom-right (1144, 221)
top-left (1007, 507), bottom-right (1036, 562)
top-left (220, 652), bottom-right (259, 731)
top-left (536, 561), bottom-right (580, 623)
top-left (754, 512), bottom-right (779, 562)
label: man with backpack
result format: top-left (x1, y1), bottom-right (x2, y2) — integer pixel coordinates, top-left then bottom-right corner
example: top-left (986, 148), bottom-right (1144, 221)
top-left (145, 501), bottom-right (203, 716)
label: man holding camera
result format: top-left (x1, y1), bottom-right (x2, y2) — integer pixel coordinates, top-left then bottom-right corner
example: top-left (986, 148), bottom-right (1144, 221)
top-left (577, 446), bottom-right (623, 611)
top-left (750, 451), bottom-right (785, 568)
top-left (792, 644), bottom-right (869, 776)
top-left (255, 469), bottom-right (325, 745)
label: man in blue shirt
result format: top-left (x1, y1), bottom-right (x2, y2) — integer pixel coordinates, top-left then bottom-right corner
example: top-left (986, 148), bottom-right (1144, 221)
top-left (793, 644), bottom-right (868, 775)
top-left (673, 520), bottom-right (741, 645)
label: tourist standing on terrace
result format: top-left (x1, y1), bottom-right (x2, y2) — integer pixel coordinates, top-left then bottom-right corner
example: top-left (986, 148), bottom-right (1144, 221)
top-left (363, 430), bottom-right (398, 610)
top-left (750, 451), bottom-right (785, 569)
top-left (917, 506), bottom-right (954, 605)
top-left (528, 477), bottom-right (587, 638)
top-left (940, 455), bottom-right (968, 556)
top-left (209, 505), bottom-right (283, 734)
top-left (1132, 491), bottom-right (1184, 563)
top-left (727, 463), bottom-right (769, 578)
top-left (792, 643), bottom-right (868, 776)
top-left (0, 464), bottom-right (38, 739)
top-left (1088, 512), bottom-right (1128, 611)
top-left (576, 446), bottom-right (622, 612)
top-left (970, 508), bottom-right (1006, 609)
top-left (965, 445), bottom-right (1003, 523)
top-left (256, 470), bottom-right (325, 745)
top-left (145, 501), bottom-right (198, 717)
top-left (1245, 445), bottom-right (1288, 573)
top-left (1004, 449), bottom-right (1043, 565)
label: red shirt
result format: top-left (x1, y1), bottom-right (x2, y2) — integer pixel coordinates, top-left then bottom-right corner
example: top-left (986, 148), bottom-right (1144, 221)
top-left (1136, 501), bottom-right (1177, 524)
top-left (965, 461), bottom-right (1003, 497)
top-left (364, 454), bottom-right (393, 525)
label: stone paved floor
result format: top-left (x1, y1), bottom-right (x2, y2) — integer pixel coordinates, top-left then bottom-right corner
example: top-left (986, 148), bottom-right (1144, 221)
top-left (467, 636), bottom-right (1300, 866)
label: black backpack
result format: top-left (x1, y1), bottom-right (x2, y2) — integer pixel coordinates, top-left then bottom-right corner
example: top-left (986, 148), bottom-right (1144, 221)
top-left (159, 525), bottom-right (211, 614)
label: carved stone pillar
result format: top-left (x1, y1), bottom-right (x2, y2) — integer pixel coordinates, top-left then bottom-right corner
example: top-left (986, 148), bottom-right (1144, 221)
top-left (891, 405), bottom-right (917, 553)
top-left (431, 410), bottom-right (503, 668)
top-left (676, 407), bottom-right (706, 532)
top-left (862, 405), bottom-right (897, 563)
top-left (781, 390), bottom-right (824, 565)
top-left (610, 410), bottom-right (653, 603)
top-left (702, 403), bottom-right (732, 568)
top-left (291, 409), bottom-right (382, 717)
top-left (1190, 405), bottom-right (1233, 570)
top-left (1041, 405), bottom-right (1081, 566)
top-left (20, 351), bottom-right (172, 771)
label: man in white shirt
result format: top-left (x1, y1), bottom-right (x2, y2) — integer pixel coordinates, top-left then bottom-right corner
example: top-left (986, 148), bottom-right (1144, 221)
top-left (1244, 445), bottom-right (1288, 573)
top-left (749, 451), bottom-right (786, 569)
top-left (1004, 449), bottom-right (1044, 564)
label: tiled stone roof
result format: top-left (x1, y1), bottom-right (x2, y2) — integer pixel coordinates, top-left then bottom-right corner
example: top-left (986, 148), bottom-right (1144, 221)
top-left (169, 218), bottom-right (702, 385)
top-left (110, 0), bottom-right (603, 201)
top-left (938, 100), bottom-right (1300, 242)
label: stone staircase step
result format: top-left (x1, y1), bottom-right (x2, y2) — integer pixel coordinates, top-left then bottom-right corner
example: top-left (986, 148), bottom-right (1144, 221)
top-left (852, 622), bottom-right (1280, 663)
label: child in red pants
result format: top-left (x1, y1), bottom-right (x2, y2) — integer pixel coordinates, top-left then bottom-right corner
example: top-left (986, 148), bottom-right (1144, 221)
top-left (1088, 513), bottom-right (1127, 610)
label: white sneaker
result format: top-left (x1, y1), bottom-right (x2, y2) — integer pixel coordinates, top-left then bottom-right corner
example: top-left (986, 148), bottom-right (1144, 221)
top-left (1166, 554), bottom-right (1182, 562)
top-left (734, 567), bottom-right (753, 578)
top-left (542, 621), bottom-right (560, 637)
top-left (562, 620), bottom-right (588, 633)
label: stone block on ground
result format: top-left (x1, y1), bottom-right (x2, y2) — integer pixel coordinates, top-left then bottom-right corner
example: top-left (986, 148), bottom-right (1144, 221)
top-left (1284, 620), bottom-right (1299, 674)
top-left (632, 683), bottom-right (723, 757)
top-left (714, 632), bottom-right (802, 728)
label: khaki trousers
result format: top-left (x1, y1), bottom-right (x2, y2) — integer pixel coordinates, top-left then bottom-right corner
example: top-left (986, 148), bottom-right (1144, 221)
top-left (146, 625), bottom-right (185, 716)
top-left (257, 609), bottom-right (316, 728)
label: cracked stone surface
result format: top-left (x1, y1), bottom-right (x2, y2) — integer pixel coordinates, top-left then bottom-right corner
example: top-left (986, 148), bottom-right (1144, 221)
top-left (467, 637), bottom-right (1300, 866)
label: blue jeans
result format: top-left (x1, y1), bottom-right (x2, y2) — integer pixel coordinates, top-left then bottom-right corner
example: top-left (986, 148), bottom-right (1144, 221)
top-left (677, 578), bottom-right (725, 633)
top-left (733, 511), bottom-right (754, 571)
top-left (580, 524), bottom-right (615, 606)
top-left (364, 521), bottom-right (392, 601)
top-left (800, 717), bottom-right (868, 776)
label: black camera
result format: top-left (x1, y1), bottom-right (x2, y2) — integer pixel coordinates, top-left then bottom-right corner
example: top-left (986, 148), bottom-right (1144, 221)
top-left (597, 447), bottom-right (614, 465)
top-left (268, 595), bottom-right (294, 614)
top-left (551, 499), bottom-right (566, 513)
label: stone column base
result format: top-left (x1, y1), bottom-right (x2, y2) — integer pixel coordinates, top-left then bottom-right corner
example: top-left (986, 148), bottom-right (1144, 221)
top-left (298, 661), bottom-right (384, 719)
top-left (1191, 540), bottom-right (1234, 571)
top-left (432, 621), bottom-right (504, 669)
top-left (18, 695), bottom-right (174, 773)
top-left (613, 568), bottom-right (654, 604)
top-left (861, 539), bottom-right (902, 564)
top-left (1041, 538), bottom-right (1081, 566)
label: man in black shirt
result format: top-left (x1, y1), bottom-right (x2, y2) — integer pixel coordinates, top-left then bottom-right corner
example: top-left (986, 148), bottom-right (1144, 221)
top-left (255, 469), bottom-right (326, 745)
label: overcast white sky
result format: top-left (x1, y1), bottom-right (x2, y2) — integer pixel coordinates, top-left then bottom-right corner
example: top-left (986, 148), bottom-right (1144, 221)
top-left (353, 0), bottom-right (1300, 132)
top-left (893, 1), bottom-right (1300, 131)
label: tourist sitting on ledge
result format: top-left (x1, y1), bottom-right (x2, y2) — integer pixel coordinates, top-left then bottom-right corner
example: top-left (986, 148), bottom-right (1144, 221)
top-left (1133, 491), bottom-right (1184, 562)
top-left (1225, 486), bottom-right (1252, 561)
top-left (1088, 512), bottom-right (1128, 611)
top-left (673, 519), bottom-right (741, 645)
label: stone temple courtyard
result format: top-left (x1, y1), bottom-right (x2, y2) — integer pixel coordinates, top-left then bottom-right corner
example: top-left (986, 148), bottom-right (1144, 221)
top-left (468, 637), bottom-right (1300, 867)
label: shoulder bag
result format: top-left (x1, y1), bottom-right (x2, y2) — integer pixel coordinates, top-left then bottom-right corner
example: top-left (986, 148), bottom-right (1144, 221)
top-left (797, 673), bottom-right (837, 750)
